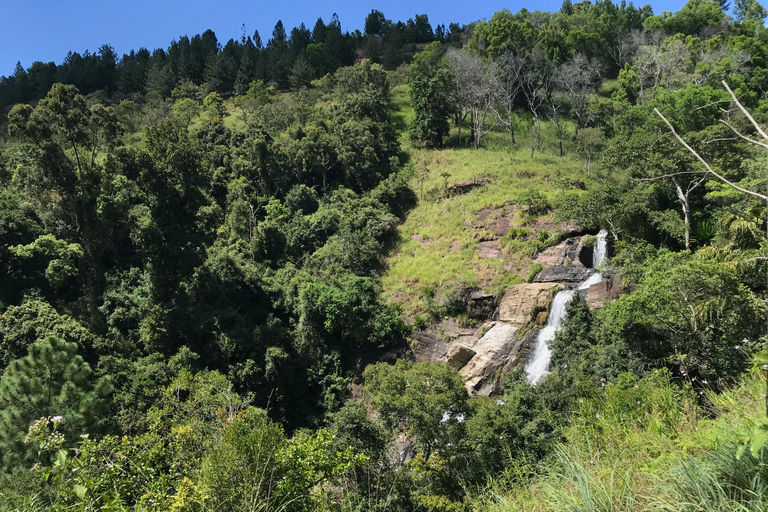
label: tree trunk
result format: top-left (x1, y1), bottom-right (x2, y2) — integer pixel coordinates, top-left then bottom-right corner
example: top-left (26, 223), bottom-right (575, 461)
top-left (672, 178), bottom-right (691, 250)
top-left (470, 112), bottom-right (476, 148)
top-left (322, 169), bottom-right (328, 196)
top-left (510, 123), bottom-right (516, 145)
top-left (535, 114), bottom-right (541, 149)
top-left (587, 156), bottom-right (591, 177)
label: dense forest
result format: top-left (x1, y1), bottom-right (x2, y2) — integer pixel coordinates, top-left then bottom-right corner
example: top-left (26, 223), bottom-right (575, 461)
top-left (1, 0), bottom-right (768, 510)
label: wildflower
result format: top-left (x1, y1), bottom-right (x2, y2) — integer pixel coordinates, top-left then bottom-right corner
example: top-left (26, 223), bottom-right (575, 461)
top-left (51, 415), bottom-right (63, 423)
top-left (601, 383), bottom-right (605, 387)
top-left (634, 385), bottom-right (639, 389)
top-left (596, 414), bottom-right (600, 419)
top-left (74, 449), bottom-right (80, 456)
top-left (637, 401), bottom-right (641, 405)
top-left (563, 364), bottom-right (568, 369)
top-left (579, 399), bottom-right (583, 404)
top-left (600, 378), bottom-right (605, 382)
top-left (699, 391), bottom-right (703, 395)
top-left (702, 380), bottom-right (708, 385)
top-left (589, 460), bottom-right (595, 465)
top-left (743, 338), bottom-right (749, 344)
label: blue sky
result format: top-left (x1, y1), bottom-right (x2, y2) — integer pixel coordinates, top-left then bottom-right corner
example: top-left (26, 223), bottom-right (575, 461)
top-left (1, 0), bottom-right (698, 78)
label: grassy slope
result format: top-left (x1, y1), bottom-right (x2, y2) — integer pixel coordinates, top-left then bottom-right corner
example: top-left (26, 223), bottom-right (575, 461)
top-left (383, 83), bottom-right (591, 318)
top-left (473, 371), bottom-right (768, 511)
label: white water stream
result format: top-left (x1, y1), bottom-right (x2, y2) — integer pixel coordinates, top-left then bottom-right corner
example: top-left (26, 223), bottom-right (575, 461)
top-left (525, 230), bottom-right (608, 384)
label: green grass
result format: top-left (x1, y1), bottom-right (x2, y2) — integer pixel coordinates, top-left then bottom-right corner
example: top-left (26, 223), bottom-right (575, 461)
top-left (471, 371), bottom-right (768, 512)
top-left (382, 108), bottom-right (593, 318)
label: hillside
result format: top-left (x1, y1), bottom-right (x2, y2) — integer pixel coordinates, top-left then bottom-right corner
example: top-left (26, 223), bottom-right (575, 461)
top-left (1, 0), bottom-right (768, 510)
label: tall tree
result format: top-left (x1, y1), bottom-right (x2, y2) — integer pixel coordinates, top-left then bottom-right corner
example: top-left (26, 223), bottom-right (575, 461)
top-left (409, 42), bottom-right (456, 147)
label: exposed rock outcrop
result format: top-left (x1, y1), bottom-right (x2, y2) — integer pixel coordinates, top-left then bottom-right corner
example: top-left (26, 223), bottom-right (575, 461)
top-left (445, 344), bottom-right (477, 370)
top-left (584, 276), bottom-right (626, 309)
top-left (498, 284), bottom-right (555, 326)
top-left (535, 266), bottom-right (595, 283)
top-left (458, 322), bottom-right (522, 396)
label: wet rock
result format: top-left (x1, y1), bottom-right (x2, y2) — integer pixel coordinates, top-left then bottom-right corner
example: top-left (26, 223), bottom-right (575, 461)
top-left (498, 283), bottom-right (554, 326)
top-left (584, 277), bottom-right (626, 309)
top-left (534, 266), bottom-right (595, 283)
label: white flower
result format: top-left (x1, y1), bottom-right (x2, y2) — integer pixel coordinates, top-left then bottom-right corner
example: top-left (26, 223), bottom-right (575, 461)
top-left (51, 416), bottom-right (63, 423)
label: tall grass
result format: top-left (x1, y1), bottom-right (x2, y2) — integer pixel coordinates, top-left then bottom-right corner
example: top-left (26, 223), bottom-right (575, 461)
top-left (471, 371), bottom-right (768, 512)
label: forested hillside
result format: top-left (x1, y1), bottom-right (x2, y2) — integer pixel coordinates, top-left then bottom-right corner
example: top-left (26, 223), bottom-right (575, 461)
top-left (1, 1), bottom-right (768, 510)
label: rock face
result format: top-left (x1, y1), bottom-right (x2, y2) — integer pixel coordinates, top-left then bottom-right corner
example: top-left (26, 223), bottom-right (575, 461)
top-left (584, 277), bottom-right (625, 309)
top-left (404, 232), bottom-right (626, 397)
top-left (445, 344), bottom-right (477, 370)
top-left (457, 322), bottom-right (522, 396)
top-left (535, 266), bottom-right (595, 283)
top-left (498, 284), bottom-right (554, 326)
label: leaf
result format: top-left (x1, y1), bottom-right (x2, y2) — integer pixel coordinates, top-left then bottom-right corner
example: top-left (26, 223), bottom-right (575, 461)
top-left (736, 440), bottom-right (748, 460)
top-left (750, 432), bottom-right (768, 458)
top-left (74, 484), bottom-right (87, 500)
top-left (56, 449), bottom-right (67, 468)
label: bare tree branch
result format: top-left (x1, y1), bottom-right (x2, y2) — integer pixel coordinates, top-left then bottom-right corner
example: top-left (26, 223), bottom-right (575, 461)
top-left (720, 119), bottom-right (768, 149)
top-left (722, 80), bottom-right (768, 142)
top-left (653, 107), bottom-right (768, 202)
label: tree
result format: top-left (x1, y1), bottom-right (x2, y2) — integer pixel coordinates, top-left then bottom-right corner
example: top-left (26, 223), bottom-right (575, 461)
top-left (555, 54), bottom-right (602, 134)
top-left (446, 48), bottom-right (497, 149)
top-left (0, 336), bottom-right (112, 469)
top-left (520, 51), bottom-right (553, 149)
top-left (734, 0), bottom-right (768, 23)
top-left (409, 42), bottom-right (456, 147)
top-left (491, 52), bottom-right (525, 144)
top-left (363, 360), bottom-right (468, 459)
top-left (576, 127), bottom-right (606, 177)
top-left (172, 97), bottom-right (201, 129)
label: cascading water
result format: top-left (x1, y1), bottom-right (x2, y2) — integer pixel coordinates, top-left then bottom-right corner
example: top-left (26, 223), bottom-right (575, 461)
top-left (525, 230), bottom-right (608, 384)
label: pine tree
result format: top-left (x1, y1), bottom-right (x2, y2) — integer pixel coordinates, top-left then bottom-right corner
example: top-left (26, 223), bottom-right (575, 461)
top-left (0, 336), bottom-right (112, 469)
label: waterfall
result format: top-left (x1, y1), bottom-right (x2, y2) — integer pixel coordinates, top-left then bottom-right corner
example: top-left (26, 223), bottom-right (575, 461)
top-left (525, 230), bottom-right (608, 384)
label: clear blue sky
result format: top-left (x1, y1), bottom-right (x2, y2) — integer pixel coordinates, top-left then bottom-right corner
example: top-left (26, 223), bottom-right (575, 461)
top-left (1, 0), bottom-right (696, 78)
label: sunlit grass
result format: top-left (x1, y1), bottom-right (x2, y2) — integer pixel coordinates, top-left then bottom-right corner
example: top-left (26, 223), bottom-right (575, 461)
top-left (382, 112), bottom-right (592, 318)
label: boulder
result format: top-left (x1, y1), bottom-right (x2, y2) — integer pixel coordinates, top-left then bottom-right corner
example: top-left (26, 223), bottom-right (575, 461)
top-left (498, 283), bottom-right (554, 326)
top-left (478, 240), bottom-right (505, 259)
top-left (445, 344), bottom-right (477, 370)
top-left (584, 277), bottom-right (625, 309)
top-left (468, 291), bottom-right (496, 319)
top-left (458, 322), bottom-right (522, 396)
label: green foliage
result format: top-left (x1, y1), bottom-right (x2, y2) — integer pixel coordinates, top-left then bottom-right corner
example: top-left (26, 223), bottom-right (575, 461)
top-left (0, 336), bottom-right (111, 469)
top-left (527, 263), bottom-right (544, 283)
top-left (409, 42), bottom-right (456, 147)
top-left (364, 360), bottom-right (468, 457)
top-left (0, 300), bottom-right (99, 369)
